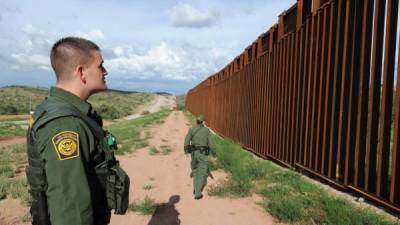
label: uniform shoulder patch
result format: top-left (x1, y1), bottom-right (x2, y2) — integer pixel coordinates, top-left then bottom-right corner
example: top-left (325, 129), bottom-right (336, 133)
top-left (52, 131), bottom-right (80, 160)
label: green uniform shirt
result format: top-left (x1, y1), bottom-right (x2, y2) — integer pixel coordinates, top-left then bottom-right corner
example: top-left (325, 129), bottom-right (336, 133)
top-left (184, 123), bottom-right (215, 154)
top-left (34, 87), bottom-right (109, 225)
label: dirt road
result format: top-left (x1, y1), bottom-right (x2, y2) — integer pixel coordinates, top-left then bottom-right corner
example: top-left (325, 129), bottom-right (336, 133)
top-left (111, 111), bottom-right (281, 225)
top-left (0, 110), bottom-right (282, 225)
top-left (0, 136), bottom-right (26, 145)
top-left (123, 95), bottom-right (176, 120)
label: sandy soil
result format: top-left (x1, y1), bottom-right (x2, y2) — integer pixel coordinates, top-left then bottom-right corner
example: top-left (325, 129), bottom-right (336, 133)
top-left (0, 199), bottom-right (30, 225)
top-left (0, 136), bottom-right (26, 145)
top-left (111, 110), bottom-right (282, 225)
top-left (0, 115), bottom-right (29, 122)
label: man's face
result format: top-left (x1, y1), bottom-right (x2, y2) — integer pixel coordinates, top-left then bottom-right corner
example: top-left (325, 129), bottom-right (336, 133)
top-left (84, 50), bottom-right (108, 95)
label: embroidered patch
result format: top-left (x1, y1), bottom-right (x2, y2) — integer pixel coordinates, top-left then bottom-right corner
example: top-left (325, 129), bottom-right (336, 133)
top-left (52, 131), bottom-right (80, 160)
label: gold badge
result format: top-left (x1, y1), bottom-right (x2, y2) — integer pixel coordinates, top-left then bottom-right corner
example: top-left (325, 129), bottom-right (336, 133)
top-left (52, 131), bottom-right (80, 160)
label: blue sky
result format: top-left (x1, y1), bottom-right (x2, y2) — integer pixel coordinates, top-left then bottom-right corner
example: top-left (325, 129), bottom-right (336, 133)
top-left (0, 0), bottom-right (295, 94)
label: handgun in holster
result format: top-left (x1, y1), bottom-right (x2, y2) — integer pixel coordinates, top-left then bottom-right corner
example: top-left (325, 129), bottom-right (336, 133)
top-left (30, 190), bottom-right (51, 225)
top-left (198, 146), bottom-right (210, 155)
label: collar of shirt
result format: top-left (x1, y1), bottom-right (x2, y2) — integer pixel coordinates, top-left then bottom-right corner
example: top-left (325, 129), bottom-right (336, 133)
top-left (49, 86), bottom-right (92, 116)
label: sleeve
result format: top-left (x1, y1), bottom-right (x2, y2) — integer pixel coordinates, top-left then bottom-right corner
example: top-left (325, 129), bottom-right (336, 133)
top-left (39, 117), bottom-right (93, 225)
top-left (184, 127), bottom-right (193, 147)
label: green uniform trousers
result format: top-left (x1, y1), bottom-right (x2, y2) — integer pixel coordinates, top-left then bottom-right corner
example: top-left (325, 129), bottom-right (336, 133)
top-left (191, 150), bottom-right (208, 197)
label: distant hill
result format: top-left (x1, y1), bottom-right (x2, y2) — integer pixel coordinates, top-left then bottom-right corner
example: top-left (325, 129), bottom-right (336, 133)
top-left (0, 85), bottom-right (155, 120)
top-left (154, 91), bottom-right (172, 96)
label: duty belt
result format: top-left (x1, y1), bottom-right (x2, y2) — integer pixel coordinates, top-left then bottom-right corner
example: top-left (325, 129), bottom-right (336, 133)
top-left (194, 146), bottom-right (210, 155)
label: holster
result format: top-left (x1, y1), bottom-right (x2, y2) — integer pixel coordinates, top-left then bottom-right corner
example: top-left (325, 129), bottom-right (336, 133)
top-left (198, 146), bottom-right (210, 155)
top-left (26, 162), bottom-right (51, 225)
top-left (95, 140), bottom-right (130, 215)
top-left (189, 146), bottom-right (210, 155)
top-left (187, 145), bottom-right (196, 153)
top-left (30, 191), bottom-right (51, 225)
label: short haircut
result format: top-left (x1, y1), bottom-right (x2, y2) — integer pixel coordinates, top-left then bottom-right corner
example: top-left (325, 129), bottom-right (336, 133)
top-left (50, 37), bottom-right (100, 81)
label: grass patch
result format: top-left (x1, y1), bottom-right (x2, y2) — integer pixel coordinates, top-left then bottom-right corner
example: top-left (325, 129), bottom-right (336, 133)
top-left (141, 110), bottom-right (150, 115)
top-left (0, 85), bottom-right (48, 114)
top-left (0, 143), bottom-right (30, 203)
top-left (182, 110), bottom-right (399, 225)
top-left (142, 184), bottom-right (154, 191)
top-left (208, 175), bottom-right (253, 197)
top-left (183, 110), bottom-right (196, 126)
top-left (89, 91), bottom-right (155, 120)
top-left (175, 94), bottom-right (186, 110)
top-left (137, 141), bottom-right (149, 148)
top-left (160, 145), bottom-right (172, 155)
top-left (128, 196), bottom-right (158, 215)
top-left (106, 110), bottom-right (171, 155)
top-left (0, 122), bottom-right (26, 138)
top-left (149, 146), bottom-right (159, 155)
top-left (208, 158), bottom-right (223, 171)
top-left (211, 132), bottom-right (399, 224)
top-left (145, 131), bottom-right (152, 139)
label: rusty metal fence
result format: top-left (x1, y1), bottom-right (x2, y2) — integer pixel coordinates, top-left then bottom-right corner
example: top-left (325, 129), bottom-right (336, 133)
top-left (186, 0), bottom-right (400, 213)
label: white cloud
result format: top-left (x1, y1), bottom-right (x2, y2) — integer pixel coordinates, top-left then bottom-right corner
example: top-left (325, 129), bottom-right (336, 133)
top-left (7, 25), bottom-right (107, 71)
top-left (113, 47), bottom-right (124, 57)
top-left (39, 65), bottom-right (51, 71)
top-left (11, 53), bottom-right (49, 67)
top-left (21, 24), bottom-right (53, 52)
top-left (170, 3), bottom-right (219, 28)
top-left (9, 65), bottom-right (20, 70)
top-left (105, 42), bottom-right (230, 81)
top-left (76, 29), bottom-right (105, 41)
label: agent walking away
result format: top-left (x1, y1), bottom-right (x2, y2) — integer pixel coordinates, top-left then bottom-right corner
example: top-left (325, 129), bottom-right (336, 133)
top-left (26, 37), bottom-right (130, 225)
top-left (184, 115), bottom-right (215, 200)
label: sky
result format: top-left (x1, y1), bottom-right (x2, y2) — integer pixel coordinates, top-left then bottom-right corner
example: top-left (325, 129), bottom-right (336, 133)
top-left (0, 0), bottom-right (295, 94)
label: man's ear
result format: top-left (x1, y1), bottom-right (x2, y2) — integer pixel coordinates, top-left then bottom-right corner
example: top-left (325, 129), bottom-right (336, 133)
top-left (74, 65), bottom-right (86, 84)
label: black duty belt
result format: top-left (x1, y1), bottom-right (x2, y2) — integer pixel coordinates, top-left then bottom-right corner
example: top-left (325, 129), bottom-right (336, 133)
top-left (193, 146), bottom-right (210, 155)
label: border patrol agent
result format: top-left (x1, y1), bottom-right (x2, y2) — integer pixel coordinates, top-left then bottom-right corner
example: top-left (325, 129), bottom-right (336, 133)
top-left (184, 115), bottom-right (215, 200)
top-left (26, 37), bottom-right (129, 225)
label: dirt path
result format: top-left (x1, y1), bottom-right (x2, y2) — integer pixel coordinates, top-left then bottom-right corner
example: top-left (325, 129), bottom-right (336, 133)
top-left (0, 110), bottom-right (282, 225)
top-left (123, 95), bottom-right (176, 121)
top-left (111, 111), bottom-right (282, 225)
top-left (0, 136), bottom-right (26, 145)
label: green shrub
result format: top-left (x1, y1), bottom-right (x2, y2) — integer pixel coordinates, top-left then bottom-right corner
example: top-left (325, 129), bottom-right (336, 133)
top-left (0, 105), bottom-right (18, 114)
top-left (128, 196), bottom-right (158, 215)
top-left (135, 141), bottom-right (149, 149)
top-left (0, 164), bottom-right (13, 178)
top-left (160, 145), bottom-right (172, 155)
top-left (0, 123), bottom-right (26, 138)
top-left (98, 104), bottom-right (120, 120)
top-left (175, 95), bottom-right (186, 110)
top-left (208, 175), bottom-right (252, 197)
top-left (141, 110), bottom-right (150, 115)
top-left (265, 195), bottom-right (306, 222)
top-left (149, 146), bottom-right (159, 155)
top-left (142, 184), bottom-right (154, 191)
